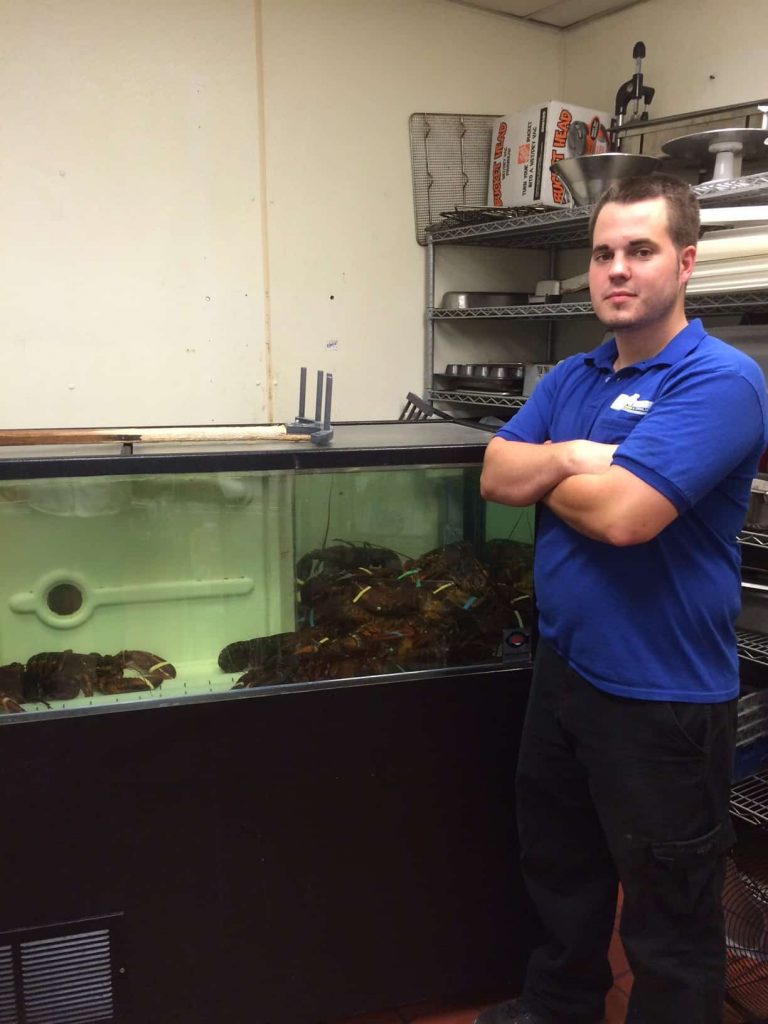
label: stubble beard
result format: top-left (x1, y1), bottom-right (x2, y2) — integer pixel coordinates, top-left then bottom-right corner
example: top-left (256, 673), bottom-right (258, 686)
top-left (593, 272), bottom-right (684, 334)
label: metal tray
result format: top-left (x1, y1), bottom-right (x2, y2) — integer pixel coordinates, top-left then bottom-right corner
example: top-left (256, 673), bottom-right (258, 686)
top-left (440, 292), bottom-right (528, 309)
top-left (433, 373), bottom-right (524, 395)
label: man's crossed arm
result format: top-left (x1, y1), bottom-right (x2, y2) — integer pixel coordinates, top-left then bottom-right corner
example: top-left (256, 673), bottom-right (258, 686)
top-left (480, 436), bottom-right (677, 546)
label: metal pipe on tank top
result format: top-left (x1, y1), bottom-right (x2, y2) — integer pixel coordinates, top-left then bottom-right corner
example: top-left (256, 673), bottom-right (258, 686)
top-left (323, 375), bottom-right (333, 430)
top-left (297, 367), bottom-right (307, 420)
top-left (315, 371), bottom-right (324, 423)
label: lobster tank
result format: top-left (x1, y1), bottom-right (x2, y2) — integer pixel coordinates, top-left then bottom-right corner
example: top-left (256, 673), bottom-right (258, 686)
top-left (0, 421), bottom-right (539, 1024)
top-left (0, 427), bottom-right (533, 710)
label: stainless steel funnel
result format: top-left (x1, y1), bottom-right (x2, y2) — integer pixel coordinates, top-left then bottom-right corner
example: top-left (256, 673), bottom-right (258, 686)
top-left (550, 153), bottom-right (661, 206)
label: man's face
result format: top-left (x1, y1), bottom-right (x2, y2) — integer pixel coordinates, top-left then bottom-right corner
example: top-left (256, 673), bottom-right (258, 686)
top-left (588, 197), bottom-right (696, 332)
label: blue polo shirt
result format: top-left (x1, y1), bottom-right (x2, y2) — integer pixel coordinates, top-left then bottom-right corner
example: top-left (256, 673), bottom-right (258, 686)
top-left (496, 319), bottom-right (768, 701)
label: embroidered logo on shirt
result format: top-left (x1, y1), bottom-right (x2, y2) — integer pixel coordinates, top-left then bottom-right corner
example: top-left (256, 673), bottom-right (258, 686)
top-left (609, 392), bottom-right (653, 415)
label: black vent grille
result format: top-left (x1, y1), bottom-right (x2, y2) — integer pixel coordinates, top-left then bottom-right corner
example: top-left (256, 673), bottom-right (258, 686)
top-left (21, 930), bottom-right (113, 1023)
top-left (0, 916), bottom-right (123, 1024)
top-left (0, 943), bottom-right (20, 1024)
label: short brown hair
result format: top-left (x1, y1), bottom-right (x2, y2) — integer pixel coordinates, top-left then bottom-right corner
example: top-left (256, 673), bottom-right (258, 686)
top-left (589, 172), bottom-right (701, 250)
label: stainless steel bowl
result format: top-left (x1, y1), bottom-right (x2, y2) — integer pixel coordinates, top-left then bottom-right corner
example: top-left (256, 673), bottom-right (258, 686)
top-left (549, 153), bottom-right (661, 207)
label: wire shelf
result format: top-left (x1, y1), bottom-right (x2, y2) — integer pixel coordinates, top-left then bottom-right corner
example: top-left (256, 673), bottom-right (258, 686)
top-left (428, 389), bottom-right (527, 410)
top-left (690, 290), bottom-right (768, 313)
top-left (427, 205), bottom-right (591, 248)
top-left (429, 301), bottom-right (594, 320)
top-left (738, 630), bottom-right (768, 667)
top-left (696, 170), bottom-right (768, 203)
top-left (429, 290), bottom-right (768, 321)
top-left (731, 768), bottom-right (768, 826)
top-left (740, 530), bottom-right (768, 550)
top-left (425, 171), bottom-right (768, 248)
top-left (737, 689), bottom-right (768, 749)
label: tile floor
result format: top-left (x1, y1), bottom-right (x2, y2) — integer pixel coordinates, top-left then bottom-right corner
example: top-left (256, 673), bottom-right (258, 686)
top-left (328, 904), bottom-right (752, 1024)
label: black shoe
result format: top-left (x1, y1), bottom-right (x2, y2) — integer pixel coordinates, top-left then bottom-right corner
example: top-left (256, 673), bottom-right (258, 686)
top-left (473, 996), bottom-right (604, 1024)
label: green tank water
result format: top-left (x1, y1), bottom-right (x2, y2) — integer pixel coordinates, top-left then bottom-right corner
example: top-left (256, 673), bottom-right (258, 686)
top-left (0, 461), bottom-right (533, 716)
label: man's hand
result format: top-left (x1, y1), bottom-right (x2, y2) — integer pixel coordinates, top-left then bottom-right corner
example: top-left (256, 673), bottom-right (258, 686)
top-left (563, 440), bottom-right (618, 475)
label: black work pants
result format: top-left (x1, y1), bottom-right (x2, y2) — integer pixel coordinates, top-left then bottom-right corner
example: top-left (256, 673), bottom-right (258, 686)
top-left (517, 641), bottom-right (736, 1024)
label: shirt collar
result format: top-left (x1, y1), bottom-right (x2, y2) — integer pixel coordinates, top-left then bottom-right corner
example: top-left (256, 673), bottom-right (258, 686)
top-left (583, 318), bottom-right (706, 373)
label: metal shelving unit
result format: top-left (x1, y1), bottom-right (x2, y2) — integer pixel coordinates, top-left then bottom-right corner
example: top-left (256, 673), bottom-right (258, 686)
top-left (423, 170), bottom-right (768, 821)
top-left (423, 170), bottom-right (768, 408)
top-left (422, 156), bottom-right (768, 834)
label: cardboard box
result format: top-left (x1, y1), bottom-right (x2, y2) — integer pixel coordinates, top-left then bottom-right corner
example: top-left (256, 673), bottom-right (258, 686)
top-left (488, 101), bottom-right (610, 208)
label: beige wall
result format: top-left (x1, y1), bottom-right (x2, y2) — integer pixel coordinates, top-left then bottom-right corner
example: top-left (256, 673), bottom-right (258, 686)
top-left (0, 0), bottom-right (268, 427)
top-left (260, 0), bottom-right (564, 420)
top-left (0, 0), bottom-right (563, 427)
top-left (1, 0), bottom-right (763, 429)
top-left (563, 0), bottom-right (767, 118)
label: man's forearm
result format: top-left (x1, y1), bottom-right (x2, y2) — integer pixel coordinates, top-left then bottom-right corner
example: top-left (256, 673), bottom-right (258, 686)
top-left (542, 473), bottom-right (621, 542)
top-left (480, 437), bottom-right (617, 507)
top-left (543, 466), bottom-right (678, 546)
top-left (480, 438), bottom-right (571, 506)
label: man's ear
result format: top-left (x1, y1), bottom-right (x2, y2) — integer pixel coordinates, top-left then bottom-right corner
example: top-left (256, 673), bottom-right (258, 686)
top-left (679, 244), bottom-right (697, 284)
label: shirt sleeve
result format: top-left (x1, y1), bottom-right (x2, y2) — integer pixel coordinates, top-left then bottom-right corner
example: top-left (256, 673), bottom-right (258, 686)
top-left (612, 369), bottom-right (767, 511)
top-left (494, 360), bottom-right (567, 444)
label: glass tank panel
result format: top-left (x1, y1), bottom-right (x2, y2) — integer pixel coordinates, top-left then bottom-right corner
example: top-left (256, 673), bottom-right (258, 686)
top-left (0, 463), bottom-right (533, 718)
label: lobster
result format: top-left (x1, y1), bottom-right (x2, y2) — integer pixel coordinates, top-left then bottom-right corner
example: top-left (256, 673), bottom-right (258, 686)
top-left (0, 649), bottom-right (176, 713)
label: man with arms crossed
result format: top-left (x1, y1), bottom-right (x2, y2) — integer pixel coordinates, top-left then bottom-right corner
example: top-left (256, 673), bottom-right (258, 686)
top-left (476, 174), bottom-right (768, 1024)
